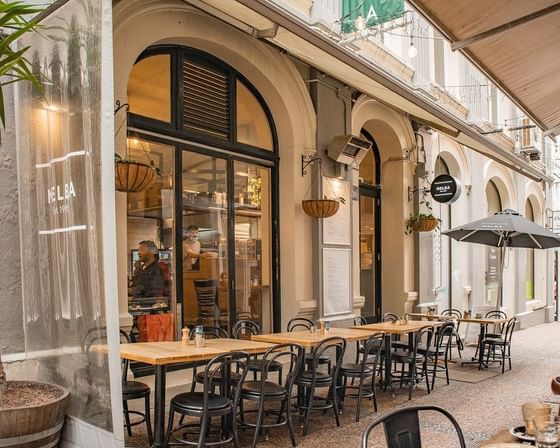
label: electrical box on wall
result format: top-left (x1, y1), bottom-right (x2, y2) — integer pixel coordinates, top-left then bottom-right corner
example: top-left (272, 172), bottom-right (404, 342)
top-left (327, 135), bottom-right (372, 166)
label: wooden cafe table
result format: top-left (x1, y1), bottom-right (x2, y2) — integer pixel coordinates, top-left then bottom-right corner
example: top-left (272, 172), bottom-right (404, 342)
top-left (96, 338), bottom-right (274, 448)
top-left (408, 313), bottom-right (509, 368)
top-left (350, 320), bottom-right (445, 388)
top-left (251, 327), bottom-right (374, 349)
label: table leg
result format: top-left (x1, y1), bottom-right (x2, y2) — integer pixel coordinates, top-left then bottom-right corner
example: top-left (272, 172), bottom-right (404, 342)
top-left (477, 325), bottom-right (487, 370)
top-left (383, 334), bottom-right (392, 389)
top-left (153, 365), bottom-right (167, 448)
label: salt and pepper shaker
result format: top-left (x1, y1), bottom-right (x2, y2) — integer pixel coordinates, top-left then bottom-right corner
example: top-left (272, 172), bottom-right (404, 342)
top-left (181, 327), bottom-right (189, 345)
top-left (317, 319), bottom-right (325, 335)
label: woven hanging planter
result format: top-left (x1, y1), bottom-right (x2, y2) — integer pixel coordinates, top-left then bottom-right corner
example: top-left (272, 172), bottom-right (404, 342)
top-left (408, 216), bottom-right (439, 232)
top-left (302, 199), bottom-right (340, 219)
top-left (115, 159), bottom-right (157, 193)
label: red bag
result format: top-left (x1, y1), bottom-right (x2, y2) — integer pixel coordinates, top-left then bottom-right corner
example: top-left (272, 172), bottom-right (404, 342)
top-left (137, 313), bottom-right (175, 342)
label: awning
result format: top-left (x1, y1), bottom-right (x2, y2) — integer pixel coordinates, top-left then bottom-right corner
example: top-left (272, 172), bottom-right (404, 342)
top-left (408, 0), bottom-right (560, 138)
top-left (193, 0), bottom-right (553, 183)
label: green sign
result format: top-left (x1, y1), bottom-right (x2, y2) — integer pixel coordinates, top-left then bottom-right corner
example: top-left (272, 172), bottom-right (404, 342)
top-left (341, 0), bottom-right (405, 33)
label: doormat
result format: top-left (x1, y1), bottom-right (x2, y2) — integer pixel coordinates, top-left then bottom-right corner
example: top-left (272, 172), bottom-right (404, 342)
top-left (435, 362), bottom-right (502, 384)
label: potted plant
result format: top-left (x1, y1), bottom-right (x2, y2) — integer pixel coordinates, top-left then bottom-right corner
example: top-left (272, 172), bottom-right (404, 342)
top-left (406, 191), bottom-right (441, 233)
top-left (302, 195), bottom-right (346, 219)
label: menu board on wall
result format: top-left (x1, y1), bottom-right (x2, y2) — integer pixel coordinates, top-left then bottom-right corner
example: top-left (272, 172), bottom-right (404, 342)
top-left (322, 177), bottom-right (351, 245)
top-left (322, 247), bottom-right (351, 316)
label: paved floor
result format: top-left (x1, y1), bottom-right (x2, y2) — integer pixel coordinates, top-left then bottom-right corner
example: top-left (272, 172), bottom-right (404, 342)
top-left (126, 322), bottom-right (560, 447)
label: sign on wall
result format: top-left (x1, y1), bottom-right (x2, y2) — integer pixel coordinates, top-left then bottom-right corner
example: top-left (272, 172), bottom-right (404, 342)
top-left (322, 177), bottom-right (351, 245)
top-left (322, 247), bottom-right (352, 316)
top-left (341, 0), bottom-right (405, 33)
top-left (430, 174), bottom-right (461, 204)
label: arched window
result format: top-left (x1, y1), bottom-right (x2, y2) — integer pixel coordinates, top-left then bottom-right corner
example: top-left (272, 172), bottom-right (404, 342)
top-left (127, 47), bottom-right (276, 154)
top-left (525, 200), bottom-right (535, 300)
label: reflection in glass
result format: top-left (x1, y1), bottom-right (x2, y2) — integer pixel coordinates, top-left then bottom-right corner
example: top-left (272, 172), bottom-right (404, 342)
top-left (128, 54), bottom-right (171, 122)
top-left (234, 162), bottom-right (272, 332)
top-left (182, 152), bottom-right (229, 330)
top-left (126, 139), bottom-right (175, 341)
top-left (236, 80), bottom-right (273, 150)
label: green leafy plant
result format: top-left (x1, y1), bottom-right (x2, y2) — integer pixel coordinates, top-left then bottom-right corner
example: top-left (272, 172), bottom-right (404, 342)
top-left (406, 190), bottom-right (441, 234)
top-left (0, 1), bottom-right (44, 127)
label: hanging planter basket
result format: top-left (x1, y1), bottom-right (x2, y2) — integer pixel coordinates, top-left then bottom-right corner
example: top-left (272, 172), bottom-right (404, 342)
top-left (302, 199), bottom-right (340, 219)
top-left (115, 159), bottom-right (157, 193)
top-left (408, 216), bottom-right (439, 232)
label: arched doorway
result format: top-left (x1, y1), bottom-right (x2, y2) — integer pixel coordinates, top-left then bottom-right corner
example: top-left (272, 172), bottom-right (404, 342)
top-left (359, 129), bottom-right (381, 322)
top-left (125, 46), bottom-right (278, 334)
top-left (485, 180), bottom-right (502, 305)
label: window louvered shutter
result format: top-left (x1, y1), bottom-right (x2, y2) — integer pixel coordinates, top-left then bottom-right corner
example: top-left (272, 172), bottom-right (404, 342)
top-left (182, 59), bottom-right (230, 140)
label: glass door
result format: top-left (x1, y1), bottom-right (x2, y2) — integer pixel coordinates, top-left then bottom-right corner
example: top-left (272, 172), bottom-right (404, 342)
top-left (233, 161), bottom-right (272, 333)
top-left (359, 187), bottom-right (380, 322)
top-left (181, 152), bottom-right (229, 330)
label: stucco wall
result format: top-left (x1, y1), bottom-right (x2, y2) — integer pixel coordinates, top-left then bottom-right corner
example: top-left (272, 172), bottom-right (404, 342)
top-left (0, 84), bottom-right (24, 354)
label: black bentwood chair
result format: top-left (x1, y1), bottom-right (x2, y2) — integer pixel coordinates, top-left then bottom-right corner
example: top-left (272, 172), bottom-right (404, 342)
top-left (80, 327), bottom-right (153, 444)
top-left (232, 320), bottom-right (284, 384)
top-left (361, 405), bottom-right (467, 448)
top-left (295, 336), bottom-right (346, 435)
top-left (190, 326), bottom-right (230, 393)
top-left (339, 333), bottom-right (384, 422)
top-left (238, 343), bottom-right (304, 447)
top-left (164, 352), bottom-right (250, 448)
top-left (480, 316), bottom-right (517, 373)
top-left (440, 308), bottom-right (464, 358)
top-left (422, 321), bottom-right (454, 389)
top-left (287, 317), bottom-right (332, 374)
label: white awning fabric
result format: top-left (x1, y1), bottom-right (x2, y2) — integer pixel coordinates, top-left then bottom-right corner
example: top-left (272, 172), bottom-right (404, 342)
top-left (194, 0), bottom-right (553, 183)
top-left (409, 0), bottom-right (560, 138)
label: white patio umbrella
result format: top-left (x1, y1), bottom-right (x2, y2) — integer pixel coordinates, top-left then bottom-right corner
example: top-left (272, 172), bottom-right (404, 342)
top-left (442, 209), bottom-right (560, 307)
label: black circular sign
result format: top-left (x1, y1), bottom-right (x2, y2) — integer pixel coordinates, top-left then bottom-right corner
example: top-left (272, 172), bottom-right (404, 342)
top-left (430, 174), bottom-right (461, 204)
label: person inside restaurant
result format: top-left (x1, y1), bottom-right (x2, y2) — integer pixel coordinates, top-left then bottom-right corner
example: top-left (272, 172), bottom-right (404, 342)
top-left (182, 224), bottom-right (210, 271)
top-left (129, 240), bottom-right (165, 298)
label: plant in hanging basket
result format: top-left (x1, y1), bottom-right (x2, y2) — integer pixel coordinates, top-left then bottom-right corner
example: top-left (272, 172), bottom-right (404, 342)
top-left (115, 155), bottom-right (157, 193)
top-left (407, 213), bottom-right (440, 232)
top-left (302, 196), bottom-right (345, 219)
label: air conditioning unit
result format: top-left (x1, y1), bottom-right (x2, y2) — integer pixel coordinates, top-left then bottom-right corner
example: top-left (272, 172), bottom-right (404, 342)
top-left (327, 135), bottom-right (372, 166)
top-left (520, 146), bottom-right (541, 161)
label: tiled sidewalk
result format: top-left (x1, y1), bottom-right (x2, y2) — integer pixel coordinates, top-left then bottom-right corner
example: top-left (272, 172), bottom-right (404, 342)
top-left (127, 322), bottom-right (560, 447)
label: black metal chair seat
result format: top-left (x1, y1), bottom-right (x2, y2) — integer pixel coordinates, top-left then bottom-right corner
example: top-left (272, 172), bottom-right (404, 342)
top-left (241, 380), bottom-right (286, 398)
top-left (172, 392), bottom-right (231, 412)
top-left (295, 370), bottom-right (332, 385)
top-left (339, 362), bottom-right (374, 376)
top-left (122, 380), bottom-right (150, 399)
top-left (195, 370), bottom-right (242, 385)
top-left (247, 358), bottom-right (283, 374)
top-left (391, 351), bottom-right (426, 363)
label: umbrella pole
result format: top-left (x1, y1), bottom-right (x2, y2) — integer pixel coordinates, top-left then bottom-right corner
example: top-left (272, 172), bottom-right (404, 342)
top-left (496, 244), bottom-right (506, 310)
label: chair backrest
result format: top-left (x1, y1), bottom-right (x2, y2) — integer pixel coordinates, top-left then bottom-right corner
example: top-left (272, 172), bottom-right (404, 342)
top-left (485, 310), bottom-right (507, 319)
top-left (232, 320), bottom-right (260, 339)
top-left (361, 405), bottom-right (467, 448)
top-left (383, 313), bottom-right (398, 322)
top-left (440, 308), bottom-right (462, 319)
top-left (354, 316), bottom-right (367, 326)
top-left (412, 326), bottom-right (434, 358)
top-left (359, 333), bottom-right (384, 371)
top-left (308, 337), bottom-right (346, 382)
top-left (259, 343), bottom-right (304, 391)
top-left (287, 317), bottom-right (313, 332)
top-left (503, 317), bottom-right (517, 343)
top-left (434, 322), bottom-right (455, 353)
top-left (189, 326), bottom-right (229, 339)
top-left (199, 351), bottom-right (250, 412)
top-left (193, 279), bottom-right (218, 308)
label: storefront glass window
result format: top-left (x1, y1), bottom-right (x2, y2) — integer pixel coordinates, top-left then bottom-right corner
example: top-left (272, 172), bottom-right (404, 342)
top-left (127, 139), bottom-right (175, 341)
top-left (485, 180), bottom-right (502, 305)
top-left (128, 54), bottom-right (171, 123)
top-left (525, 200), bottom-right (535, 300)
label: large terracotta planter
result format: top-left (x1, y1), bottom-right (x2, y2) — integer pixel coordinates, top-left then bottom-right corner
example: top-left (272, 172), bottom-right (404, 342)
top-left (0, 381), bottom-right (69, 448)
top-left (302, 199), bottom-right (340, 218)
top-left (408, 216), bottom-right (439, 232)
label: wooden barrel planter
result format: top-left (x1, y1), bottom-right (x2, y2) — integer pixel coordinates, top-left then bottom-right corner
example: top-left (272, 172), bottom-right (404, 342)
top-left (302, 199), bottom-right (340, 218)
top-left (0, 381), bottom-right (69, 448)
top-left (408, 216), bottom-right (439, 232)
